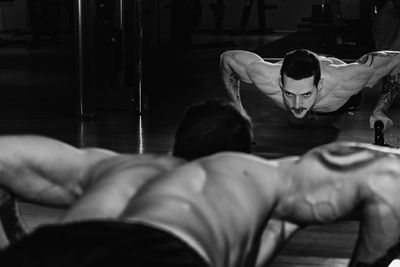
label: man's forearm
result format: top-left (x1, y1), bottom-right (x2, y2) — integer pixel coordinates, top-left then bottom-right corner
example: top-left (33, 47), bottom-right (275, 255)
top-left (256, 220), bottom-right (301, 267)
top-left (0, 136), bottom-right (113, 206)
top-left (373, 75), bottom-right (400, 114)
top-left (349, 226), bottom-right (400, 267)
top-left (350, 247), bottom-right (400, 267)
top-left (221, 66), bottom-right (243, 106)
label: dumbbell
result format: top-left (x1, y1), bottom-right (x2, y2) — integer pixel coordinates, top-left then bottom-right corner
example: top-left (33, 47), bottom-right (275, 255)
top-left (374, 120), bottom-right (385, 146)
top-left (0, 189), bottom-right (26, 245)
top-left (374, 120), bottom-right (395, 147)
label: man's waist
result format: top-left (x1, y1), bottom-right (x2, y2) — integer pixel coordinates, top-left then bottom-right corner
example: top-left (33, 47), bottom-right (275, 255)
top-left (124, 216), bottom-right (214, 265)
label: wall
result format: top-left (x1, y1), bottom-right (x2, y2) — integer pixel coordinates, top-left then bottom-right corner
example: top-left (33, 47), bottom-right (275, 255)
top-left (0, 0), bottom-right (362, 35)
top-left (0, 0), bottom-right (28, 32)
top-left (0, 0), bottom-right (71, 33)
top-left (195, 0), bottom-right (361, 31)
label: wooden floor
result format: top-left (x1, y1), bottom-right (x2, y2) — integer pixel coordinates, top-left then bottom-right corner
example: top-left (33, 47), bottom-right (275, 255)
top-left (0, 32), bottom-right (399, 266)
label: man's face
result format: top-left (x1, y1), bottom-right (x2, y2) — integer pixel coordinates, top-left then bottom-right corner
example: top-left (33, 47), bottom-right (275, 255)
top-left (281, 75), bottom-right (320, 119)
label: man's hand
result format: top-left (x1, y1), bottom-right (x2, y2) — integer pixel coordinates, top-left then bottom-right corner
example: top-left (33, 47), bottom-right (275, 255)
top-left (370, 111), bottom-right (393, 132)
top-left (235, 102), bottom-right (246, 116)
top-left (256, 219), bottom-right (301, 267)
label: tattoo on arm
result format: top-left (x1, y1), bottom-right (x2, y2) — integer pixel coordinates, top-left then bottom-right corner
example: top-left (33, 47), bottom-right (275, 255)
top-left (311, 146), bottom-right (382, 172)
top-left (356, 54), bottom-right (372, 65)
top-left (222, 66), bottom-right (242, 104)
top-left (355, 51), bottom-right (400, 114)
top-left (373, 74), bottom-right (400, 114)
top-left (229, 73), bottom-right (241, 102)
top-left (356, 52), bottom-right (392, 66)
top-left (308, 143), bottom-right (400, 172)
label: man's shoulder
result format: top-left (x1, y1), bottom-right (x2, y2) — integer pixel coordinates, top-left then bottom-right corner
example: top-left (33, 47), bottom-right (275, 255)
top-left (88, 154), bottom-right (185, 182)
top-left (318, 55), bottom-right (346, 66)
top-left (247, 61), bottom-right (281, 90)
top-left (196, 152), bottom-right (278, 175)
top-left (250, 59), bottom-right (281, 71)
top-left (199, 151), bottom-right (259, 163)
top-left (96, 153), bottom-right (182, 166)
top-left (320, 60), bottom-right (369, 83)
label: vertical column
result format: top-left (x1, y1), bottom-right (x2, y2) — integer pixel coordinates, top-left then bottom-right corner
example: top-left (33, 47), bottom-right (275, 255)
top-left (134, 0), bottom-right (143, 114)
top-left (75, 0), bottom-right (97, 118)
top-left (119, 0), bottom-right (126, 85)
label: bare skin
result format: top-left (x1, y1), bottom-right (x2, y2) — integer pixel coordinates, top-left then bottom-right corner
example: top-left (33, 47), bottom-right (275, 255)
top-left (0, 135), bottom-right (184, 207)
top-left (0, 135), bottom-right (284, 267)
top-left (220, 49), bottom-right (400, 132)
top-left (276, 142), bottom-right (400, 266)
top-left (1, 136), bottom-right (400, 266)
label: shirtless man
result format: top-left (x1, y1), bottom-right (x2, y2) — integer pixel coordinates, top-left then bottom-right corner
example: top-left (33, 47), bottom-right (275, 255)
top-left (220, 48), bottom-right (400, 132)
top-left (277, 142), bottom-right (400, 267)
top-left (0, 135), bottom-right (400, 266)
top-left (172, 98), bottom-right (254, 160)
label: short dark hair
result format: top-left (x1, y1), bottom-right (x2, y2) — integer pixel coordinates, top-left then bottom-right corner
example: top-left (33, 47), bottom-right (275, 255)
top-left (280, 49), bottom-right (321, 86)
top-left (173, 99), bottom-right (253, 161)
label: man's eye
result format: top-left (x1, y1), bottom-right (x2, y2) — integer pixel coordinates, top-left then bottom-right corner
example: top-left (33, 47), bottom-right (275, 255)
top-left (303, 93), bottom-right (312, 97)
top-left (284, 92), bottom-right (293, 97)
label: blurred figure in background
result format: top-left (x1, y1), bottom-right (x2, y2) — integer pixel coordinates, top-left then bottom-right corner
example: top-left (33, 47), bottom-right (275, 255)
top-left (372, 0), bottom-right (400, 50)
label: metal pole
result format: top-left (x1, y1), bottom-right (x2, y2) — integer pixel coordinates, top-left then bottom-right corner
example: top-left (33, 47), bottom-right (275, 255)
top-left (119, 0), bottom-right (125, 84)
top-left (135, 0), bottom-right (143, 115)
top-left (76, 0), bottom-right (84, 116)
top-left (75, 0), bottom-right (96, 118)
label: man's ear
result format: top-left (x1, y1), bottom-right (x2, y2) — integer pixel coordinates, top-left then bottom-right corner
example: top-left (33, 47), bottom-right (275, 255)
top-left (318, 77), bottom-right (324, 91)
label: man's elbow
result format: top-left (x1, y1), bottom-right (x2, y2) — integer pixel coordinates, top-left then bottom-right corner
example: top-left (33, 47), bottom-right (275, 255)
top-left (220, 50), bottom-right (235, 67)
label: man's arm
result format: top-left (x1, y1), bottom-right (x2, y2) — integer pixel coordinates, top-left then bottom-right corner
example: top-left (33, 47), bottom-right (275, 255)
top-left (0, 135), bottom-right (117, 206)
top-left (219, 50), bottom-right (275, 112)
top-left (256, 219), bottom-right (302, 267)
top-left (349, 201), bottom-right (400, 267)
top-left (372, 1), bottom-right (400, 131)
top-left (370, 74), bottom-right (399, 132)
top-left (355, 51), bottom-right (400, 131)
top-left (270, 141), bottom-right (400, 266)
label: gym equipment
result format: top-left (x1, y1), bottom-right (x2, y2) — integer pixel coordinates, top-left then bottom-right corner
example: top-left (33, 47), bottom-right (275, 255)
top-left (0, 189), bottom-right (66, 248)
top-left (0, 190), bottom-right (25, 246)
top-left (236, 0), bottom-right (277, 34)
top-left (75, 0), bottom-right (143, 116)
top-left (374, 120), bottom-right (385, 146)
top-left (373, 120), bottom-right (394, 147)
top-left (209, 0), bottom-right (225, 32)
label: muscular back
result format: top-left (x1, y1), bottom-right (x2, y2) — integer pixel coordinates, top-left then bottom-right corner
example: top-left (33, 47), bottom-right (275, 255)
top-left (61, 154), bottom-right (185, 221)
top-left (119, 153), bottom-right (286, 267)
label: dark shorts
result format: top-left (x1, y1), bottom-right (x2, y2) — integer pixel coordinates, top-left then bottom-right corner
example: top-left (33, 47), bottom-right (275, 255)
top-left (0, 221), bottom-right (209, 267)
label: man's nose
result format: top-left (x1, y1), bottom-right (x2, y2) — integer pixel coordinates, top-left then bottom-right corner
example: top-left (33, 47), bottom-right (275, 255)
top-left (293, 96), bottom-right (301, 108)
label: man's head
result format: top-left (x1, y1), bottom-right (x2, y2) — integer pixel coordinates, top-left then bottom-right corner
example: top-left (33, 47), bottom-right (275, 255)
top-left (280, 49), bottom-right (323, 119)
top-left (173, 99), bottom-right (253, 161)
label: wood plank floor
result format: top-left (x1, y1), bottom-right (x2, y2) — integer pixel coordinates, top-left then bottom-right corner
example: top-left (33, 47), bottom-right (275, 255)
top-left (0, 32), bottom-right (399, 266)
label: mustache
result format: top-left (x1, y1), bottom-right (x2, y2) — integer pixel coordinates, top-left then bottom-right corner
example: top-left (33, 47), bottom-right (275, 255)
top-left (291, 107), bottom-right (306, 112)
